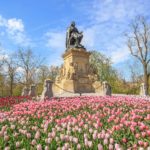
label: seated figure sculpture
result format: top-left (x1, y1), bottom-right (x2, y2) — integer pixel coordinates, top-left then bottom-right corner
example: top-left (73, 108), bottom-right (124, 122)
top-left (66, 21), bottom-right (84, 49)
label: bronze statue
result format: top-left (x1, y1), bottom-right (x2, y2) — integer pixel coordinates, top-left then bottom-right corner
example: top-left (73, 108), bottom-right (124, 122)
top-left (66, 21), bottom-right (84, 49)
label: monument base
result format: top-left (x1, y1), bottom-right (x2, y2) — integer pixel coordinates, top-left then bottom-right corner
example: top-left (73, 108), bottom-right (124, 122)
top-left (52, 48), bottom-right (104, 95)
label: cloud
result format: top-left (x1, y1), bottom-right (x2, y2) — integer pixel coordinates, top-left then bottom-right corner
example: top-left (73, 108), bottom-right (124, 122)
top-left (74, 0), bottom-right (150, 66)
top-left (0, 15), bottom-right (7, 26)
top-left (44, 0), bottom-right (150, 67)
top-left (82, 26), bottom-right (98, 49)
top-left (0, 44), bottom-right (8, 61)
top-left (87, 0), bottom-right (150, 23)
top-left (7, 18), bottom-right (24, 32)
top-left (45, 31), bottom-right (66, 51)
top-left (0, 15), bottom-right (32, 47)
top-left (110, 47), bottom-right (130, 64)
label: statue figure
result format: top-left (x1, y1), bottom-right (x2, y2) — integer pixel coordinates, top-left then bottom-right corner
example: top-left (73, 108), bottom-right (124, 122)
top-left (67, 62), bottom-right (77, 80)
top-left (66, 21), bottom-right (84, 49)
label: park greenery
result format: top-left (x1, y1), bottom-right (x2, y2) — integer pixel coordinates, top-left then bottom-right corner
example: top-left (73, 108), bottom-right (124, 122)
top-left (0, 16), bottom-right (150, 150)
top-left (0, 16), bottom-right (150, 96)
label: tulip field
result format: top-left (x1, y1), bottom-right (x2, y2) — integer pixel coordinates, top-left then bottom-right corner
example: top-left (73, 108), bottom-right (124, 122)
top-left (0, 96), bottom-right (150, 150)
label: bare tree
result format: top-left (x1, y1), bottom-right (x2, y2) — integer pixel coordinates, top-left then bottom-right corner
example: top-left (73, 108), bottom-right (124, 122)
top-left (126, 16), bottom-right (150, 95)
top-left (4, 56), bottom-right (18, 96)
top-left (0, 43), bottom-right (5, 70)
top-left (17, 48), bottom-right (44, 87)
top-left (128, 60), bottom-right (142, 83)
top-left (37, 65), bottom-right (50, 83)
top-left (49, 65), bottom-right (60, 81)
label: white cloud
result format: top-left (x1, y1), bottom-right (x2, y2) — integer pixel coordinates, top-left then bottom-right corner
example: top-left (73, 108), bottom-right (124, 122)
top-left (44, 0), bottom-right (150, 67)
top-left (88, 0), bottom-right (150, 23)
top-left (0, 15), bottom-right (32, 46)
top-left (110, 47), bottom-right (130, 64)
top-left (0, 15), bottom-right (7, 26)
top-left (73, 0), bottom-right (150, 65)
top-left (82, 26), bottom-right (97, 48)
top-left (7, 18), bottom-right (24, 32)
top-left (45, 31), bottom-right (66, 51)
top-left (0, 45), bottom-right (8, 61)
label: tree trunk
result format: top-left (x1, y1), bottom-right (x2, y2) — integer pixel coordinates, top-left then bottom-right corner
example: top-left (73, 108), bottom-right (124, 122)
top-left (143, 63), bottom-right (149, 95)
top-left (10, 76), bottom-right (13, 96)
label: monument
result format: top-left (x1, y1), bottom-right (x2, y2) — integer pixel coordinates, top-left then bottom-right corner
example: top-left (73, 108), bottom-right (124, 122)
top-left (28, 84), bottom-right (36, 97)
top-left (102, 81), bottom-right (111, 96)
top-left (21, 86), bottom-right (29, 96)
top-left (140, 83), bottom-right (146, 96)
top-left (41, 79), bottom-right (53, 99)
top-left (52, 21), bottom-right (103, 96)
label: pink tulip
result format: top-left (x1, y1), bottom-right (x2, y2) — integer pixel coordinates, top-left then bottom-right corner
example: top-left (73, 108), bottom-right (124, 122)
top-left (16, 141), bottom-right (20, 148)
top-left (0, 131), bottom-right (3, 137)
top-left (77, 144), bottom-right (81, 150)
top-left (4, 147), bottom-right (10, 150)
top-left (31, 139), bottom-right (36, 145)
top-left (138, 141), bottom-right (144, 146)
top-left (147, 147), bottom-right (150, 150)
top-left (26, 133), bottom-right (31, 139)
top-left (141, 132), bottom-right (146, 138)
top-left (88, 141), bottom-right (93, 148)
top-left (109, 144), bottom-right (113, 150)
top-left (45, 146), bottom-right (49, 150)
top-left (93, 133), bottom-right (97, 140)
top-left (105, 133), bottom-right (110, 139)
top-left (147, 130), bottom-right (150, 136)
top-left (143, 142), bottom-right (148, 148)
top-left (73, 137), bottom-right (78, 144)
top-left (10, 125), bottom-right (15, 130)
top-left (122, 138), bottom-right (127, 143)
top-left (115, 144), bottom-right (120, 149)
top-left (4, 135), bottom-right (9, 142)
top-left (35, 131), bottom-right (40, 140)
top-left (47, 138), bottom-right (52, 144)
top-left (109, 138), bottom-right (114, 144)
top-left (37, 144), bottom-right (42, 150)
top-left (89, 128), bottom-right (93, 133)
top-left (55, 136), bottom-right (59, 142)
top-left (135, 133), bottom-right (140, 139)
top-left (103, 138), bottom-right (108, 145)
top-left (98, 144), bottom-right (103, 150)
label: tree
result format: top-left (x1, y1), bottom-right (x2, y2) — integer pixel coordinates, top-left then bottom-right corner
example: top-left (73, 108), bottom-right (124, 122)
top-left (17, 48), bottom-right (44, 87)
top-left (0, 43), bottom-right (5, 71)
top-left (89, 51), bottom-right (119, 93)
top-left (0, 74), bottom-right (5, 97)
top-left (49, 65), bottom-right (59, 81)
top-left (37, 65), bottom-right (50, 83)
top-left (90, 51), bottom-right (118, 82)
top-left (126, 16), bottom-right (150, 95)
top-left (4, 55), bottom-right (18, 96)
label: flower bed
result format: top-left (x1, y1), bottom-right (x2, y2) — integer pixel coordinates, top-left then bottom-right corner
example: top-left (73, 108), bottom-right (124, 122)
top-left (0, 96), bottom-right (31, 110)
top-left (0, 96), bottom-right (150, 149)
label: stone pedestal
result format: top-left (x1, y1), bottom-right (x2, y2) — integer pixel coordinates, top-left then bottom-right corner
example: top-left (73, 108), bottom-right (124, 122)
top-left (102, 81), bottom-right (111, 96)
top-left (140, 83), bottom-right (146, 96)
top-left (41, 79), bottom-right (53, 100)
top-left (28, 84), bottom-right (36, 97)
top-left (21, 87), bottom-right (29, 96)
top-left (53, 48), bottom-right (103, 95)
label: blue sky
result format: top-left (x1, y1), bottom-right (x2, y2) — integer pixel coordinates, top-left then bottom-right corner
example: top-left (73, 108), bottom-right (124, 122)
top-left (0, 0), bottom-right (150, 80)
